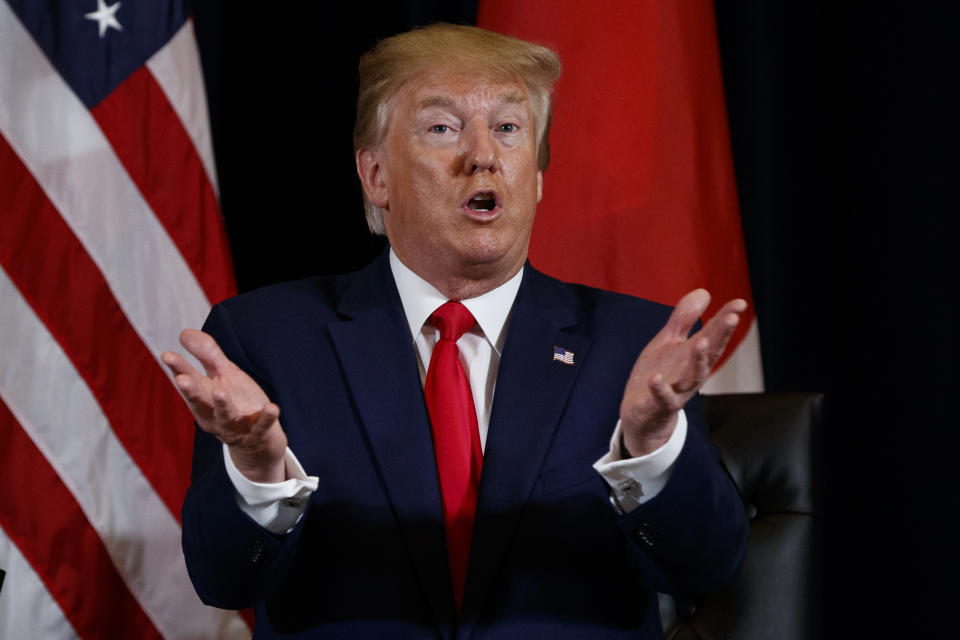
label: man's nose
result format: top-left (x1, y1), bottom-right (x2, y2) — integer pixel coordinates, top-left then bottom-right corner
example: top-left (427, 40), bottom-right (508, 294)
top-left (460, 126), bottom-right (499, 175)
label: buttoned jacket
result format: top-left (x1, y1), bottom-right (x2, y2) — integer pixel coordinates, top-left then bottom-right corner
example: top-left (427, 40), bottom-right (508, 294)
top-left (181, 249), bottom-right (748, 639)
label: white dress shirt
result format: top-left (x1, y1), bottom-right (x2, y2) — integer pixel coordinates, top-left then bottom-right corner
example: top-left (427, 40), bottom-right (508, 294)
top-left (225, 249), bottom-right (686, 532)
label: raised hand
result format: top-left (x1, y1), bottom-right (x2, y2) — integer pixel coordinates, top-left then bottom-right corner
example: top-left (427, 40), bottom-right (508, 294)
top-left (162, 329), bottom-right (288, 483)
top-left (619, 290), bottom-right (747, 456)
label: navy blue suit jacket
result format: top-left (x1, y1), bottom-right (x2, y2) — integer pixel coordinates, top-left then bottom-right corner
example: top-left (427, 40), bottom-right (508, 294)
top-left (181, 250), bottom-right (747, 639)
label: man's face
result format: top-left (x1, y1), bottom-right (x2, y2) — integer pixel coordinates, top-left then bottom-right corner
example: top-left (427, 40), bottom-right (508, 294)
top-left (358, 69), bottom-right (543, 294)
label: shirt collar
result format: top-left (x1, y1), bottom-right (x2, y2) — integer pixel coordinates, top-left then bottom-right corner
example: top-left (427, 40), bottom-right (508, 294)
top-left (389, 248), bottom-right (523, 355)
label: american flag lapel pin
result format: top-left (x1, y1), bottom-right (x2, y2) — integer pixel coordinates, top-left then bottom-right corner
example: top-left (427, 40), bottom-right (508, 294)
top-left (553, 346), bottom-right (575, 365)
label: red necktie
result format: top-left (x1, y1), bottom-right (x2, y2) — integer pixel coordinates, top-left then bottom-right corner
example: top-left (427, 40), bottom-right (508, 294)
top-left (424, 301), bottom-right (483, 613)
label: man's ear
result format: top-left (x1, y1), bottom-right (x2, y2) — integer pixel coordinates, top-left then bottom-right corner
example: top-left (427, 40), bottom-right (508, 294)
top-left (536, 170), bottom-right (543, 203)
top-left (356, 148), bottom-right (389, 208)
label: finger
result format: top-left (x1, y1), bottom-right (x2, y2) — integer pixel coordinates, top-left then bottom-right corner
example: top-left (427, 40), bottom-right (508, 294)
top-left (171, 373), bottom-right (216, 423)
top-left (696, 335), bottom-right (712, 370)
top-left (672, 336), bottom-right (711, 394)
top-left (699, 301), bottom-right (745, 364)
top-left (250, 402), bottom-right (281, 435)
top-left (664, 289), bottom-right (711, 339)
top-left (161, 350), bottom-right (201, 379)
top-left (648, 373), bottom-right (680, 412)
top-left (179, 329), bottom-right (231, 378)
top-left (211, 388), bottom-right (232, 425)
top-left (713, 297), bottom-right (748, 322)
top-left (705, 298), bottom-right (746, 336)
top-left (172, 372), bottom-right (197, 396)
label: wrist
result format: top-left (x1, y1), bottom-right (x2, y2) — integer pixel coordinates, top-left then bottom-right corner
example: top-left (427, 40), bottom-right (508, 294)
top-left (227, 428), bottom-right (288, 483)
top-left (621, 414), bottom-right (677, 457)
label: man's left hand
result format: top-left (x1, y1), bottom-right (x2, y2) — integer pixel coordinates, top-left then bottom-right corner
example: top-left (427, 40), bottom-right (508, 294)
top-left (619, 290), bottom-right (747, 456)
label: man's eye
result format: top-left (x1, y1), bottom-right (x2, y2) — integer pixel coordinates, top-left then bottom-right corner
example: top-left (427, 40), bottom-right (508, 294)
top-left (498, 123), bottom-right (518, 133)
top-left (430, 124), bottom-right (450, 134)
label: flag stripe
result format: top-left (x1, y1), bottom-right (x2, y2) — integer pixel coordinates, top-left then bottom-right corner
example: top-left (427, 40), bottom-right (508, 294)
top-left (0, 1), bottom-right (212, 362)
top-left (0, 524), bottom-right (81, 640)
top-left (0, 133), bottom-right (192, 517)
top-left (700, 318), bottom-right (763, 394)
top-left (0, 265), bottom-right (249, 639)
top-left (146, 19), bottom-right (220, 198)
top-left (0, 401), bottom-right (162, 640)
top-left (90, 63), bottom-right (235, 306)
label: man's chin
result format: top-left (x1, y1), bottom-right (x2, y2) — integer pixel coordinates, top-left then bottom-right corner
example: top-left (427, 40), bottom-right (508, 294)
top-left (455, 242), bottom-right (526, 279)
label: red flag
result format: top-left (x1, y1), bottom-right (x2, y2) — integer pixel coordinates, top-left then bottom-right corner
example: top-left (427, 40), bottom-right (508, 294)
top-left (0, 1), bottom-right (247, 636)
top-left (478, 0), bottom-right (762, 392)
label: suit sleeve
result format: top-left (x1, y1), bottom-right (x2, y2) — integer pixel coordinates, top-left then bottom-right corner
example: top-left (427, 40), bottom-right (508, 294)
top-left (616, 393), bottom-right (749, 599)
top-left (180, 303), bottom-right (309, 609)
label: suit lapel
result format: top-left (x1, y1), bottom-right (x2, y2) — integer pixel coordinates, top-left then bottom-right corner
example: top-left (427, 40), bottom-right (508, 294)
top-left (327, 252), bottom-right (455, 637)
top-left (458, 266), bottom-right (591, 637)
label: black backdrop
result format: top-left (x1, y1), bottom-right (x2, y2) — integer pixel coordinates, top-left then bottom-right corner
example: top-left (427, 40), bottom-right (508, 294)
top-left (192, 2), bottom-right (956, 635)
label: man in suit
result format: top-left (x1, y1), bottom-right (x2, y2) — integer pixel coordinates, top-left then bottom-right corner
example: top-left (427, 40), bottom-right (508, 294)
top-left (162, 24), bottom-right (749, 638)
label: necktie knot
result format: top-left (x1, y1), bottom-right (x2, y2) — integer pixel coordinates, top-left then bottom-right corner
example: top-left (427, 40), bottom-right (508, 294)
top-left (429, 301), bottom-right (475, 342)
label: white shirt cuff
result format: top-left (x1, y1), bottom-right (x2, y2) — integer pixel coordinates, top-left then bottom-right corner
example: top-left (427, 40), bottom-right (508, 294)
top-left (223, 444), bottom-right (319, 534)
top-left (593, 410), bottom-right (687, 513)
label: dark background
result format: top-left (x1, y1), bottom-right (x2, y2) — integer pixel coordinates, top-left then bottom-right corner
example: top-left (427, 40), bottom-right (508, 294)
top-left (193, 1), bottom-right (957, 635)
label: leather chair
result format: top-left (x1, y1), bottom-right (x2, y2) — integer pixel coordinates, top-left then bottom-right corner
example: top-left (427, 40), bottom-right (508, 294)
top-left (660, 392), bottom-right (823, 640)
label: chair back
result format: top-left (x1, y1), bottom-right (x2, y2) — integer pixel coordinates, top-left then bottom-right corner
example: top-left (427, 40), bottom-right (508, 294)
top-left (661, 392), bottom-right (822, 640)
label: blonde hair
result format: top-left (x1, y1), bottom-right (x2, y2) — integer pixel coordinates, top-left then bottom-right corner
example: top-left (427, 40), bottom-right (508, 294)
top-left (354, 23), bottom-right (561, 234)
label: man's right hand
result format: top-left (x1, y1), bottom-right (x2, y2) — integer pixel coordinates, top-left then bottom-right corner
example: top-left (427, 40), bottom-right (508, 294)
top-left (162, 329), bottom-right (288, 483)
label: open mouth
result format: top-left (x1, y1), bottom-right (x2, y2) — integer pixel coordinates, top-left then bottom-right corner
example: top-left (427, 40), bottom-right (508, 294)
top-left (465, 191), bottom-right (498, 212)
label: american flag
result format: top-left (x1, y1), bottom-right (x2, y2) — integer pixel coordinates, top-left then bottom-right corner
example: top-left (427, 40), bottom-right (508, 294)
top-left (553, 346), bottom-right (575, 365)
top-left (0, 1), bottom-right (247, 637)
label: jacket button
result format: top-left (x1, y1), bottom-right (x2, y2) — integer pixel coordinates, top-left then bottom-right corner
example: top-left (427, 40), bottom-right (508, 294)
top-left (249, 539), bottom-right (265, 565)
top-left (634, 522), bottom-right (658, 548)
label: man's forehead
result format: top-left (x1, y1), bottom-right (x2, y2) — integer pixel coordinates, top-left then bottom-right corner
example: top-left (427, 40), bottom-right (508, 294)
top-left (405, 70), bottom-right (530, 110)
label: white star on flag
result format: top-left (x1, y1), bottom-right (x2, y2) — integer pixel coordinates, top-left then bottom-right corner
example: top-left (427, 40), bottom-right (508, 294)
top-left (85, 0), bottom-right (122, 38)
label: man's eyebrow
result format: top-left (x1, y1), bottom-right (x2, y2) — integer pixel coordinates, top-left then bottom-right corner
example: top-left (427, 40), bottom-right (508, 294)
top-left (417, 96), bottom-right (455, 111)
top-left (498, 91), bottom-right (528, 106)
